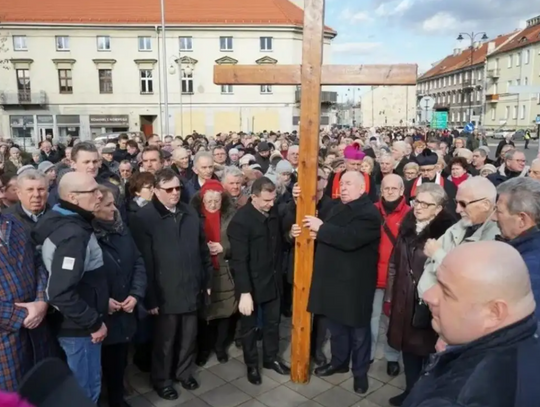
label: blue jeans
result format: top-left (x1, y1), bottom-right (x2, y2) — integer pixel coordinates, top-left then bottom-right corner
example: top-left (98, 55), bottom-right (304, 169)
top-left (58, 337), bottom-right (102, 403)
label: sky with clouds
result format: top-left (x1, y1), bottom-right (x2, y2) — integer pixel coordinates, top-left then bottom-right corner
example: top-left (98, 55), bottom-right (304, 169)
top-left (323, 0), bottom-right (539, 95)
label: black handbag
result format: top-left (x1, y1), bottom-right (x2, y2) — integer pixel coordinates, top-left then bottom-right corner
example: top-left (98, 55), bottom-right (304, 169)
top-left (403, 245), bottom-right (433, 329)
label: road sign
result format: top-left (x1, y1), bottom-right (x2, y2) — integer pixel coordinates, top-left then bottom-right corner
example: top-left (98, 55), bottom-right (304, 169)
top-left (464, 122), bottom-right (475, 133)
top-left (431, 111), bottom-right (448, 129)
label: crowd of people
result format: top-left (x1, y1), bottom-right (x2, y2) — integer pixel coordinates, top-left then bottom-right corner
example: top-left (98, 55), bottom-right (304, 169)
top-left (0, 126), bottom-right (539, 407)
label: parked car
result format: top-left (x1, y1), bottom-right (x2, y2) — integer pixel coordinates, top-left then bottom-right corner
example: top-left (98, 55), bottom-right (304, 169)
top-left (93, 131), bottom-right (146, 144)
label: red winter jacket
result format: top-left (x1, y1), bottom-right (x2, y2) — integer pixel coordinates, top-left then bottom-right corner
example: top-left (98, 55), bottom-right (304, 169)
top-left (374, 198), bottom-right (410, 289)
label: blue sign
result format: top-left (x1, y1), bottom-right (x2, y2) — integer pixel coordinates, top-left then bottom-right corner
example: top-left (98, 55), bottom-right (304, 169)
top-left (431, 112), bottom-right (448, 129)
top-left (464, 122), bottom-right (475, 133)
top-left (536, 115), bottom-right (540, 125)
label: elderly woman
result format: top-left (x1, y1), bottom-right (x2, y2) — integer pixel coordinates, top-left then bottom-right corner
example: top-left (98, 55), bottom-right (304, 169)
top-left (127, 172), bottom-right (155, 224)
top-left (480, 163), bottom-right (497, 177)
top-left (403, 162), bottom-right (420, 181)
top-left (192, 180), bottom-right (237, 366)
top-left (383, 183), bottom-right (454, 406)
top-left (4, 147), bottom-right (23, 175)
top-left (93, 186), bottom-right (146, 407)
top-left (448, 156), bottom-right (471, 188)
top-left (494, 144), bottom-right (515, 168)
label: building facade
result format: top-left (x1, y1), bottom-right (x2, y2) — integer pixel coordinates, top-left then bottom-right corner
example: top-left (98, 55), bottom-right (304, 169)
top-left (483, 16), bottom-right (540, 130)
top-left (360, 85), bottom-right (417, 127)
top-left (417, 33), bottom-right (516, 128)
top-left (0, 0), bottom-right (337, 147)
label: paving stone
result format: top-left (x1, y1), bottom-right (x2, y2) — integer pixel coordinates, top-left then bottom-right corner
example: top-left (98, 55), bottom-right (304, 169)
top-left (367, 360), bottom-right (393, 384)
top-left (190, 370), bottom-right (227, 396)
top-left (143, 389), bottom-right (195, 407)
top-left (230, 374), bottom-right (280, 397)
top-left (297, 402), bottom-right (325, 407)
top-left (236, 400), bottom-right (267, 407)
top-left (319, 370), bottom-right (353, 386)
top-left (129, 372), bottom-right (153, 395)
top-left (208, 359), bottom-right (248, 382)
top-left (256, 385), bottom-right (309, 407)
top-left (313, 386), bottom-right (361, 407)
top-left (388, 374), bottom-right (406, 391)
top-left (352, 399), bottom-right (384, 407)
top-left (199, 384), bottom-right (252, 407)
top-left (179, 398), bottom-right (213, 407)
top-left (284, 376), bottom-right (333, 399)
top-left (365, 384), bottom-right (404, 407)
top-left (127, 395), bottom-right (154, 407)
top-left (340, 376), bottom-right (384, 396)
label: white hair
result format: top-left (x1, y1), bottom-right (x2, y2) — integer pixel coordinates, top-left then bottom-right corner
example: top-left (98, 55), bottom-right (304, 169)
top-left (17, 169), bottom-right (48, 187)
top-left (459, 176), bottom-right (497, 204)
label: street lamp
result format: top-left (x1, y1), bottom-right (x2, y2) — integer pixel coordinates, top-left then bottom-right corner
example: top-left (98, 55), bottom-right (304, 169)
top-left (457, 32), bottom-right (488, 124)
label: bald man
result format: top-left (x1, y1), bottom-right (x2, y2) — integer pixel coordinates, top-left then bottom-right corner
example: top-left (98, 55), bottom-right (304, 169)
top-left (33, 172), bottom-right (108, 403)
top-left (404, 241), bottom-right (540, 407)
top-left (171, 147), bottom-right (194, 181)
top-left (419, 177), bottom-right (500, 296)
top-left (306, 171), bottom-right (381, 394)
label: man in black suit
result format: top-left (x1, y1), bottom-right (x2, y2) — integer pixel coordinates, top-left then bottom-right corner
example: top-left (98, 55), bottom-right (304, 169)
top-left (227, 177), bottom-right (290, 385)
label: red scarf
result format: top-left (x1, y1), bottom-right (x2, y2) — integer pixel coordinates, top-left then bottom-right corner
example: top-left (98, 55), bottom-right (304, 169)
top-left (451, 173), bottom-right (469, 188)
top-left (202, 208), bottom-right (221, 270)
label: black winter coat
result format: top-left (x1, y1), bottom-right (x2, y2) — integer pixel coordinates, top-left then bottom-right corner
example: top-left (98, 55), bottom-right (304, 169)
top-left (385, 210), bottom-right (455, 356)
top-left (308, 194), bottom-right (381, 328)
top-left (227, 202), bottom-right (283, 304)
top-left (130, 196), bottom-right (213, 314)
top-left (95, 225), bottom-right (147, 345)
top-left (403, 315), bottom-right (540, 407)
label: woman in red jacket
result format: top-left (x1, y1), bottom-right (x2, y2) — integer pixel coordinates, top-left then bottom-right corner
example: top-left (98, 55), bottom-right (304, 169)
top-left (372, 174), bottom-right (410, 377)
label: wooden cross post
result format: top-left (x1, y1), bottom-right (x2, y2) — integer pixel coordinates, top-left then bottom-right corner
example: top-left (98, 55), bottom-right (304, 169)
top-left (214, 0), bottom-right (417, 383)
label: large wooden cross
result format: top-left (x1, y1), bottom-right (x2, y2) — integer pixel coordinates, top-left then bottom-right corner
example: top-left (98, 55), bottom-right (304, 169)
top-left (214, 0), bottom-right (417, 383)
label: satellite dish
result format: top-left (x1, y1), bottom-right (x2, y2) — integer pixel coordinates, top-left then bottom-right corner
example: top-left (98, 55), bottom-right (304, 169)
top-left (419, 96), bottom-right (435, 110)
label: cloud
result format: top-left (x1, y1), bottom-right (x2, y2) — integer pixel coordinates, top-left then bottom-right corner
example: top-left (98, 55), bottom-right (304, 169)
top-left (422, 12), bottom-right (459, 33)
top-left (332, 42), bottom-right (382, 53)
top-left (339, 7), bottom-right (373, 22)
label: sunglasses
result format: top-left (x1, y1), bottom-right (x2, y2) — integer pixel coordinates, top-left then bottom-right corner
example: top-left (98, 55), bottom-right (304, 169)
top-left (159, 186), bottom-right (181, 193)
top-left (455, 197), bottom-right (485, 208)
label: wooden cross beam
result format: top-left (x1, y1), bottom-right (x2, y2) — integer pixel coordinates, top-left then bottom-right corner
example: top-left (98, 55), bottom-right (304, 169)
top-left (214, 0), bottom-right (417, 384)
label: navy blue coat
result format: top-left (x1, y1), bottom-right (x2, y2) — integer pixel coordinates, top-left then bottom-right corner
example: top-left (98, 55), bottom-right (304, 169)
top-left (97, 226), bottom-right (147, 345)
top-left (508, 227), bottom-right (540, 321)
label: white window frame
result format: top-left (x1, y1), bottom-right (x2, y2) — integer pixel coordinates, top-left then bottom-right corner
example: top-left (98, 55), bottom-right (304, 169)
top-left (508, 54), bottom-right (513, 68)
top-left (491, 107), bottom-right (496, 120)
top-left (140, 69), bottom-right (154, 94)
top-left (452, 94), bottom-right (456, 103)
top-left (138, 36), bottom-right (152, 51)
top-left (221, 85), bottom-right (233, 94)
top-left (97, 36), bottom-right (111, 51)
top-left (505, 106), bottom-right (510, 119)
top-left (516, 53), bottom-right (521, 67)
top-left (56, 36), bottom-right (70, 51)
top-left (179, 37), bottom-right (193, 51)
top-left (260, 85), bottom-right (273, 94)
top-left (512, 105), bottom-right (518, 120)
top-left (457, 111), bottom-right (461, 122)
top-left (220, 36), bottom-right (233, 51)
top-left (260, 37), bottom-right (273, 51)
top-left (13, 35), bottom-right (27, 51)
top-left (516, 78), bottom-right (521, 86)
top-left (525, 49), bottom-right (530, 64)
top-left (459, 73), bottom-right (462, 84)
top-left (451, 112), bottom-right (455, 122)
top-left (520, 105), bottom-right (526, 120)
top-left (181, 70), bottom-right (194, 94)
top-left (476, 90), bottom-right (481, 101)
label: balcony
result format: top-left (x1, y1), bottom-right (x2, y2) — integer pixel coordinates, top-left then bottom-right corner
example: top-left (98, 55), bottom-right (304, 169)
top-left (485, 94), bottom-right (500, 103)
top-left (487, 69), bottom-right (500, 79)
top-left (295, 90), bottom-right (338, 104)
top-left (433, 103), bottom-right (450, 110)
top-left (0, 91), bottom-right (48, 107)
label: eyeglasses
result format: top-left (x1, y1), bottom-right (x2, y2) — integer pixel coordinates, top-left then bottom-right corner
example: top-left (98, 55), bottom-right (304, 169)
top-left (72, 188), bottom-right (99, 195)
top-left (159, 186), bottom-right (181, 193)
top-left (455, 197), bottom-right (486, 208)
top-left (412, 200), bottom-right (437, 209)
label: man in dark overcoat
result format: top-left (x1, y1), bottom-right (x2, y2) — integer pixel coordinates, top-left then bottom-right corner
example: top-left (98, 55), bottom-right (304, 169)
top-left (305, 171), bottom-right (381, 395)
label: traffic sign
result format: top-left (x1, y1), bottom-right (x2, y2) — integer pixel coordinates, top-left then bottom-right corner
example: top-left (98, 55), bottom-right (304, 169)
top-left (430, 111), bottom-right (448, 129)
top-left (464, 122), bottom-right (475, 133)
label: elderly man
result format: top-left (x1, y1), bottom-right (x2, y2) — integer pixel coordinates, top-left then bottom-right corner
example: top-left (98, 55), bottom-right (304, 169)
top-left (378, 154), bottom-right (395, 185)
top-left (528, 158), bottom-right (540, 180)
top-left (4, 170), bottom-right (49, 233)
top-left (487, 149), bottom-right (529, 186)
top-left (419, 176), bottom-right (499, 296)
top-left (372, 174), bottom-right (409, 376)
top-left (307, 171), bottom-right (381, 394)
top-left (171, 147), bottom-right (194, 182)
top-left (33, 172), bottom-right (107, 403)
top-left (184, 151), bottom-right (216, 202)
top-left (39, 140), bottom-right (61, 164)
top-left (222, 166), bottom-right (248, 207)
top-left (406, 241), bottom-right (540, 407)
top-left (391, 141), bottom-right (410, 176)
top-left (495, 177), bottom-right (540, 322)
top-left (141, 146), bottom-right (164, 175)
top-left (471, 148), bottom-right (488, 173)
top-left (287, 144), bottom-right (300, 174)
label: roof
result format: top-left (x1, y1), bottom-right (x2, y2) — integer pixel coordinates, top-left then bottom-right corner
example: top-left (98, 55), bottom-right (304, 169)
top-left (0, 0), bottom-right (336, 34)
top-left (419, 32), bottom-right (515, 81)
top-left (490, 22), bottom-right (540, 55)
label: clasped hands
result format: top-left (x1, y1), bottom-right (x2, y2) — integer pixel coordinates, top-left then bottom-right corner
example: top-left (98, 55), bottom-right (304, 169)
top-left (108, 296), bottom-right (138, 314)
top-left (208, 241), bottom-right (223, 256)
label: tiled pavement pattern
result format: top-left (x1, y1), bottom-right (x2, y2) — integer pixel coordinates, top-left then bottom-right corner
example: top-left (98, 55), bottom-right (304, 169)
top-left (124, 316), bottom-right (405, 407)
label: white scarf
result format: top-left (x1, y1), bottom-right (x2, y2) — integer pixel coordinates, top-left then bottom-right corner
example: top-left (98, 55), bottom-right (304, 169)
top-left (415, 172), bottom-right (442, 187)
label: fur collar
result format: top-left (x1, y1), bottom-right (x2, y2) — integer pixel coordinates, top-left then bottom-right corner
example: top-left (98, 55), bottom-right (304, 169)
top-left (399, 209), bottom-right (456, 245)
top-left (190, 191), bottom-right (236, 223)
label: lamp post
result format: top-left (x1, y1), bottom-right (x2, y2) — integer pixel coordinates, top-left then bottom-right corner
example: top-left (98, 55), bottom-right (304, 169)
top-left (457, 32), bottom-right (488, 125)
top-left (160, 0), bottom-right (170, 136)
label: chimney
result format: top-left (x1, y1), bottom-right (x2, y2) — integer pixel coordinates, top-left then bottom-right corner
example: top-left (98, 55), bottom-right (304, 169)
top-left (487, 41), bottom-right (495, 54)
top-left (453, 48), bottom-right (460, 56)
top-left (527, 15), bottom-right (540, 27)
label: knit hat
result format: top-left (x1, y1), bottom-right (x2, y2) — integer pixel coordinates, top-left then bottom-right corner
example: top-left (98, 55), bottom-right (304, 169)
top-left (201, 179), bottom-right (224, 196)
top-left (228, 148), bottom-right (239, 156)
top-left (343, 145), bottom-right (366, 161)
top-left (17, 165), bottom-right (35, 175)
top-left (276, 160), bottom-right (294, 175)
top-left (480, 164), bottom-right (497, 175)
top-left (239, 154), bottom-right (256, 166)
top-left (38, 161), bottom-right (55, 174)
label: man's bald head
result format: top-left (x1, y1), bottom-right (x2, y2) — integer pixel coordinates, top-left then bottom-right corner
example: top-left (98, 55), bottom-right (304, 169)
top-left (340, 171), bottom-right (365, 204)
top-left (381, 174), bottom-right (404, 202)
top-left (58, 172), bottom-right (102, 212)
top-left (424, 241), bottom-right (535, 346)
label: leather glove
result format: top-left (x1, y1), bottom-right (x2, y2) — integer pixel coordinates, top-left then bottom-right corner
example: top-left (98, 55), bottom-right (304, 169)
top-left (383, 301), bottom-right (392, 317)
top-left (239, 293), bottom-right (254, 316)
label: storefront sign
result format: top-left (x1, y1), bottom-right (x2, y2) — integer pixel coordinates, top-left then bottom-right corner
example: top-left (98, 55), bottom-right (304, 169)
top-left (89, 114), bottom-right (129, 126)
top-left (57, 115), bottom-right (80, 125)
top-left (37, 115), bottom-right (54, 125)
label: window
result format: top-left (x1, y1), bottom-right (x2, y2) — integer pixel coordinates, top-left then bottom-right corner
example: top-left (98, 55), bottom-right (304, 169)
top-left (181, 70), bottom-right (194, 94)
top-left (494, 83), bottom-right (498, 94)
top-left (260, 85), bottom-right (272, 94)
top-left (537, 93), bottom-right (540, 104)
top-left (56, 36), bottom-right (69, 51)
top-left (459, 73), bottom-right (462, 84)
top-left (508, 54), bottom-right (513, 68)
top-left (58, 69), bottom-right (73, 94)
top-left (525, 77), bottom-right (529, 86)
top-left (179, 37), bottom-right (193, 51)
top-left (13, 35), bottom-right (27, 51)
top-left (491, 108), bottom-right (496, 120)
top-left (451, 112), bottom-right (455, 122)
top-left (443, 77), bottom-right (446, 87)
top-left (138, 37), bottom-right (152, 51)
top-left (464, 71), bottom-right (469, 80)
top-left (516, 53), bottom-right (521, 67)
top-left (16, 69), bottom-right (31, 101)
top-left (504, 106), bottom-right (509, 119)
top-left (452, 94), bottom-right (456, 103)
top-left (525, 49), bottom-right (530, 64)
top-left (220, 36), bottom-right (233, 51)
top-left (512, 105), bottom-right (517, 119)
top-left (98, 69), bottom-right (113, 94)
top-left (453, 74), bottom-right (457, 85)
top-left (520, 105), bottom-right (526, 120)
top-left (476, 90), bottom-right (481, 101)
top-left (97, 36), bottom-right (111, 51)
top-left (477, 70), bottom-right (482, 80)
top-left (140, 70), bottom-right (153, 94)
top-left (221, 85), bottom-right (233, 94)
top-left (507, 80), bottom-right (512, 92)
top-left (457, 112), bottom-right (461, 122)
top-left (260, 37), bottom-right (273, 51)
